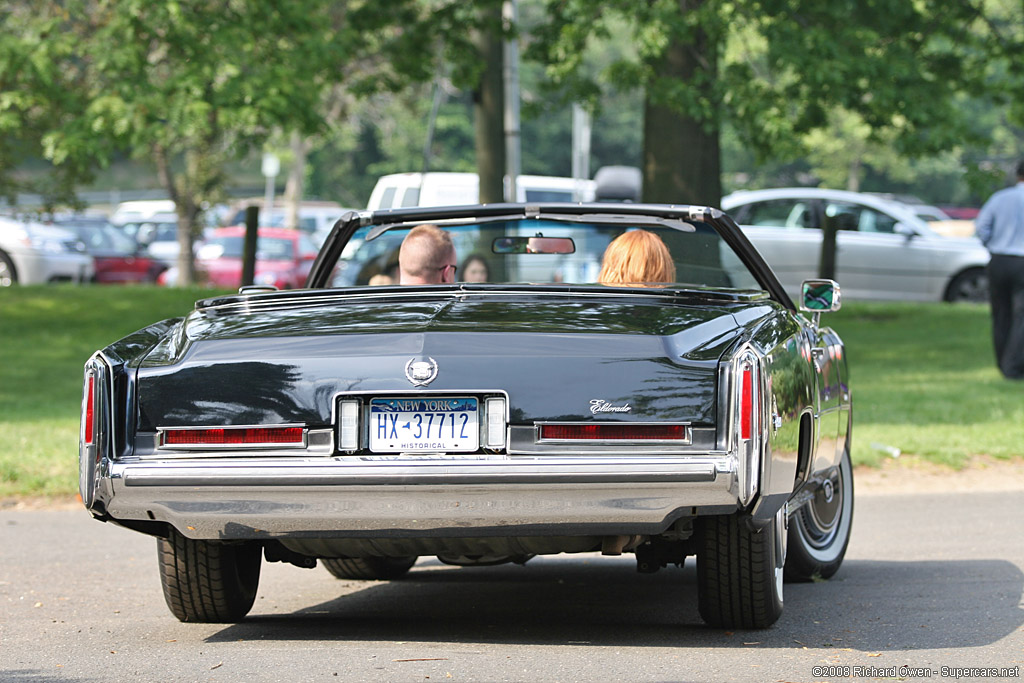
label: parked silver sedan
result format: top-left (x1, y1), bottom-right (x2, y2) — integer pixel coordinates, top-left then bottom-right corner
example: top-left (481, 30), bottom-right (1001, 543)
top-left (0, 217), bottom-right (94, 286)
top-left (721, 188), bottom-right (989, 302)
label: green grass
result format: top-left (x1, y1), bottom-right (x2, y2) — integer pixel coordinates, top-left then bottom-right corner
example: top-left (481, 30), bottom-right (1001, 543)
top-left (0, 285), bottom-right (225, 498)
top-left (0, 288), bottom-right (1020, 498)
top-left (829, 301), bottom-right (1024, 468)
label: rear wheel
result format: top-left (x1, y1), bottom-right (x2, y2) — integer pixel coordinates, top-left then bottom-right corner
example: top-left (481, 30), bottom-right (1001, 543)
top-left (157, 529), bottom-right (261, 622)
top-left (697, 506), bottom-right (786, 629)
top-left (0, 250), bottom-right (17, 286)
top-left (945, 267), bottom-right (988, 303)
top-left (321, 556), bottom-right (418, 580)
top-left (785, 448), bottom-right (854, 582)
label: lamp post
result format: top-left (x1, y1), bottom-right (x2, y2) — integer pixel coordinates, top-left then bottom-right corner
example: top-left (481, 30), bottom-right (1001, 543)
top-left (261, 152), bottom-right (280, 218)
top-left (503, 0), bottom-right (520, 202)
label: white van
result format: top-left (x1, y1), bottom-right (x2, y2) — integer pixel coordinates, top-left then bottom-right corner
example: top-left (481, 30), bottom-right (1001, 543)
top-left (366, 172), bottom-right (596, 210)
top-left (109, 199), bottom-right (177, 226)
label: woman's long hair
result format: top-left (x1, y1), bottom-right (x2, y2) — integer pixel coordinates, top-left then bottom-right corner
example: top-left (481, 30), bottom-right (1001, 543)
top-left (597, 229), bottom-right (676, 285)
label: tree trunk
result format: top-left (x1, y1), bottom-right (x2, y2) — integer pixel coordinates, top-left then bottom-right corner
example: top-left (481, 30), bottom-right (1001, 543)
top-left (284, 131), bottom-right (309, 230)
top-left (474, 5), bottom-right (506, 204)
top-left (846, 157), bottom-right (861, 192)
top-left (642, 1), bottom-right (721, 207)
top-left (154, 145), bottom-right (197, 286)
top-left (819, 214), bottom-right (838, 280)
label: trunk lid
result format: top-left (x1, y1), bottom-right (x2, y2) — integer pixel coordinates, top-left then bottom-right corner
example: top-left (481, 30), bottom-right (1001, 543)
top-left (135, 290), bottom-right (776, 430)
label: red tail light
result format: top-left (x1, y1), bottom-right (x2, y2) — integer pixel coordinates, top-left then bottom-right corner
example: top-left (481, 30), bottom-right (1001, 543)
top-left (84, 374), bottom-right (95, 445)
top-left (732, 351), bottom-right (762, 506)
top-left (740, 364), bottom-right (753, 440)
top-left (540, 424), bottom-right (687, 441)
top-left (162, 426), bottom-right (304, 447)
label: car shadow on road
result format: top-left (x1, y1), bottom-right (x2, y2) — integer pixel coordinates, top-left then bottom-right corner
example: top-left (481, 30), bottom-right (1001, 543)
top-left (206, 556), bottom-right (1023, 650)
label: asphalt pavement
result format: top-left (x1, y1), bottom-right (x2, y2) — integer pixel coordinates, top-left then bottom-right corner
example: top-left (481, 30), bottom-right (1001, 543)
top-left (1, 488), bottom-right (1022, 682)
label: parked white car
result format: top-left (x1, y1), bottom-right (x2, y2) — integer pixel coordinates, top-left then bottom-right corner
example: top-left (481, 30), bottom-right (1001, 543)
top-left (225, 200), bottom-right (352, 235)
top-left (109, 199), bottom-right (177, 226)
top-left (109, 200), bottom-right (183, 268)
top-left (367, 172), bottom-right (597, 210)
top-left (721, 187), bottom-right (990, 302)
top-left (0, 217), bottom-right (94, 286)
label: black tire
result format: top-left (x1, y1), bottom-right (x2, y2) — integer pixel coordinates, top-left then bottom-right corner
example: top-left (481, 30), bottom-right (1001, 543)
top-left (321, 556), bottom-right (417, 580)
top-left (0, 250), bottom-right (17, 287)
top-left (785, 447), bottom-right (854, 582)
top-left (945, 267), bottom-right (988, 303)
top-left (157, 529), bottom-right (262, 623)
top-left (697, 507), bottom-right (786, 629)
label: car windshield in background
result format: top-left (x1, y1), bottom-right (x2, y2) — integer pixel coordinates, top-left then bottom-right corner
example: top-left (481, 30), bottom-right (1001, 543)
top-left (329, 218), bottom-right (761, 291)
top-left (62, 222), bottom-right (138, 254)
top-left (199, 236), bottom-right (296, 261)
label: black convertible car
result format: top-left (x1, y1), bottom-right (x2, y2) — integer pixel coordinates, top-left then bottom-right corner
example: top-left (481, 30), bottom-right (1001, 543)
top-left (79, 202), bottom-right (852, 629)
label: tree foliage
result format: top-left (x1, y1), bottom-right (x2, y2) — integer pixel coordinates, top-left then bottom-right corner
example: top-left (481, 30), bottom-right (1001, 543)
top-left (0, 3), bottom-right (99, 210)
top-left (529, 0), bottom-right (1024, 204)
top-left (4, 0), bottom-right (493, 282)
top-left (59, 0), bottom-right (345, 282)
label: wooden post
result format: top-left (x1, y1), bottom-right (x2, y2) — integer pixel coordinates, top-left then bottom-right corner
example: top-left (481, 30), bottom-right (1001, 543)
top-left (242, 206), bottom-right (259, 287)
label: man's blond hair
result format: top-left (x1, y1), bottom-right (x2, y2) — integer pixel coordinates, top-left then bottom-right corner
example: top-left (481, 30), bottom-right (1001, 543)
top-left (399, 224), bottom-right (456, 284)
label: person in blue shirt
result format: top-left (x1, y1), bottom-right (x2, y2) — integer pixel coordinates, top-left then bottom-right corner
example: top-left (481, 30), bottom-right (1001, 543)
top-left (975, 160), bottom-right (1024, 379)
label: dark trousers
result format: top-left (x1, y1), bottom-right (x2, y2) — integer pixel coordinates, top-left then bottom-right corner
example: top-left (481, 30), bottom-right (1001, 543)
top-left (987, 254), bottom-right (1024, 379)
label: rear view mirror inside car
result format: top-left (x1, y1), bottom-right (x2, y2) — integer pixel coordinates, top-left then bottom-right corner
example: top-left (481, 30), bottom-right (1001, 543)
top-left (492, 236), bottom-right (575, 254)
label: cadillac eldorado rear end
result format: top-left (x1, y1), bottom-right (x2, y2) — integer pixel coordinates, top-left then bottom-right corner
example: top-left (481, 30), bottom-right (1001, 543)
top-left (80, 289), bottom-right (784, 550)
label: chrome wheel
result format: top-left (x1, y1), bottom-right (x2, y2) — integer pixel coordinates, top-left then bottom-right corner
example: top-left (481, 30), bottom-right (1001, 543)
top-left (946, 268), bottom-right (988, 303)
top-left (785, 448), bottom-right (854, 581)
top-left (0, 251), bottom-right (16, 286)
top-left (799, 470), bottom-right (844, 549)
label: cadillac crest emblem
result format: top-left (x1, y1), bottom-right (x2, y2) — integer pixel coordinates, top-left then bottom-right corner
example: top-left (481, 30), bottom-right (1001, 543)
top-left (405, 357), bottom-right (439, 386)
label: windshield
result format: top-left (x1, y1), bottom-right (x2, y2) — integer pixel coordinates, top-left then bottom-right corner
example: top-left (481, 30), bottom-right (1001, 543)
top-left (200, 236), bottom-right (296, 260)
top-left (59, 221), bottom-right (137, 253)
top-left (328, 218), bottom-right (761, 291)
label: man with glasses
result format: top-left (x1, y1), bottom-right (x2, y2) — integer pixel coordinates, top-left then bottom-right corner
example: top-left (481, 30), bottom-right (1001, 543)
top-left (398, 224), bottom-right (458, 285)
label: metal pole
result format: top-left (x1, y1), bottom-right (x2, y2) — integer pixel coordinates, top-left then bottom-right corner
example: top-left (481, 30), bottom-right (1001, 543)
top-left (263, 174), bottom-right (274, 219)
top-left (422, 70), bottom-right (446, 174)
top-left (261, 153), bottom-right (279, 221)
top-left (571, 103), bottom-right (592, 200)
top-left (502, 0), bottom-right (521, 202)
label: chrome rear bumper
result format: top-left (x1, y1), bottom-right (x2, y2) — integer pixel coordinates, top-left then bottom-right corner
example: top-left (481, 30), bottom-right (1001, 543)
top-left (101, 455), bottom-right (741, 540)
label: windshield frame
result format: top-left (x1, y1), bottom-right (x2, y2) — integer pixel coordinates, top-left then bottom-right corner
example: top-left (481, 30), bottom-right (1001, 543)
top-left (306, 203), bottom-right (794, 310)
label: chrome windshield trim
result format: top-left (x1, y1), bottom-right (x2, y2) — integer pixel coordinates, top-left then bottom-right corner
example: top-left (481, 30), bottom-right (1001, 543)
top-left (194, 286), bottom-right (764, 316)
top-left (363, 211), bottom-right (699, 242)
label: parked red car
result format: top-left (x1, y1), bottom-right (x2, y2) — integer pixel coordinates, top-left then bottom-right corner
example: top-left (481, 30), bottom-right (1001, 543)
top-left (55, 217), bottom-right (165, 284)
top-left (186, 226), bottom-right (321, 289)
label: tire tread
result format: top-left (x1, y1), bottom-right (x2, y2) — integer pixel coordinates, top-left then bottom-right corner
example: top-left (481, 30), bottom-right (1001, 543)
top-left (157, 530), bottom-right (260, 623)
top-left (698, 514), bottom-right (782, 629)
top-left (321, 556), bottom-right (417, 580)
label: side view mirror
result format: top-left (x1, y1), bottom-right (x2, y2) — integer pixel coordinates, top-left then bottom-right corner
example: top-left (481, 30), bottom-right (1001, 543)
top-left (800, 279), bottom-right (842, 315)
top-left (136, 224), bottom-right (155, 246)
top-left (894, 222), bottom-right (916, 239)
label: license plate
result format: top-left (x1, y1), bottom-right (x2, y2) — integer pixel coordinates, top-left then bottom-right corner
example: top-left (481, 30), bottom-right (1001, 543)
top-left (369, 397), bottom-right (479, 453)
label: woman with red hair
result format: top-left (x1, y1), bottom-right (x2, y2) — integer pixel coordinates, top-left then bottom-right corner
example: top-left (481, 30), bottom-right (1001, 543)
top-left (597, 229), bottom-right (676, 286)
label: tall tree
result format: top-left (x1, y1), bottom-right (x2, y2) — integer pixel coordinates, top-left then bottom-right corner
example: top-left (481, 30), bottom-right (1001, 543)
top-left (640, 0), bottom-right (722, 203)
top-left (0, 3), bottom-right (100, 211)
top-left (473, 3), bottom-right (507, 203)
top-left (531, 0), bottom-right (1020, 207)
top-left (58, 1), bottom-right (339, 284)
top-left (296, 2), bottom-right (503, 208)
